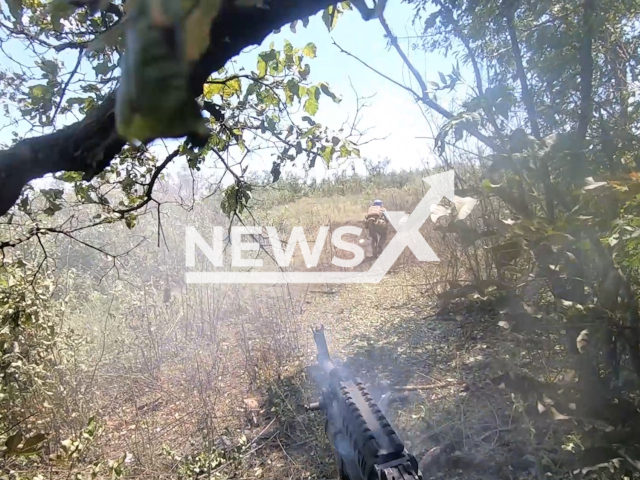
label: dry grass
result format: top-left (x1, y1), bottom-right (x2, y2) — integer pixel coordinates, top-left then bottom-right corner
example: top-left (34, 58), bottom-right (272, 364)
top-left (6, 175), bottom-right (582, 480)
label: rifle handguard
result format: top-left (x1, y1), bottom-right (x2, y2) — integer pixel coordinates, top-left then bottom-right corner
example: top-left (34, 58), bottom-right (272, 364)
top-left (309, 326), bottom-right (422, 480)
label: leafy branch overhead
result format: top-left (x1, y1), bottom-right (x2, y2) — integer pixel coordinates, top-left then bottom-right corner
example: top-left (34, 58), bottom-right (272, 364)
top-left (0, 0), bottom-right (377, 230)
top-left (0, 0), bottom-right (378, 217)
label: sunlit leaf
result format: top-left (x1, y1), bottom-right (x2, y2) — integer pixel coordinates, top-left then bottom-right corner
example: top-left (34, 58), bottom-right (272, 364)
top-left (303, 42), bottom-right (317, 58)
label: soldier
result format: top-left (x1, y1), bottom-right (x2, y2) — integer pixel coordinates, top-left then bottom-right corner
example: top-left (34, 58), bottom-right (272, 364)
top-left (364, 199), bottom-right (389, 258)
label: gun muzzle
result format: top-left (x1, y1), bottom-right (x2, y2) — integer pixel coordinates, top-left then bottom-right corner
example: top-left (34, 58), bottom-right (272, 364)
top-left (312, 324), bottom-right (335, 372)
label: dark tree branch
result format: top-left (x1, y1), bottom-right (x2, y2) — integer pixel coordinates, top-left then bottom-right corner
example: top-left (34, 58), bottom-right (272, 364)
top-left (576, 0), bottom-right (597, 143)
top-left (502, 2), bottom-right (556, 223)
top-left (431, 0), bottom-right (503, 138)
top-left (0, 0), bottom-right (336, 216)
top-left (502, 8), bottom-right (541, 139)
top-left (358, 15), bottom-right (502, 152)
top-left (113, 148), bottom-right (182, 214)
top-left (52, 48), bottom-right (85, 126)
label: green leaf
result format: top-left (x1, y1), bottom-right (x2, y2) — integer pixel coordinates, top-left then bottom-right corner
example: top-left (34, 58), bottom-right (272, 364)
top-left (205, 77), bottom-right (243, 99)
top-left (225, 77), bottom-right (242, 97)
top-left (304, 97), bottom-right (319, 115)
top-left (48, 0), bottom-right (77, 31)
top-left (124, 215), bottom-right (137, 230)
top-left (285, 78), bottom-right (300, 99)
top-left (257, 50), bottom-right (276, 77)
top-left (438, 72), bottom-right (447, 84)
top-left (303, 42), bottom-right (317, 58)
top-left (66, 97), bottom-right (87, 108)
top-left (56, 171), bottom-right (83, 182)
top-left (307, 85), bottom-right (320, 101)
top-left (85, 416), bottom-right (98, 437)
top-left (424, 11), bottom-right (438, 29)
top-left (303, 86), bottom-right (320, 115)
top-left (260, 49), bottom-right (277, 63)
top-left (284, 40), bottom-right (294, 55)
top-left (86, 22), bottom-right (125, 52)
top-left (257, 58), bottom-right (267, 77)
top-left (266, 116), bottom-right (277, 133)
top-left (320, 145), bottom-right (335, 165)
top-left (322, 5), bottom-right (339, 32)
top-left (319, 82), bottom-right (340, 103)
top-left (221, 184), bottom-right (239, 218)
top-left (298, 64), bottom-right (310, 80)
top-left (94, 60), bottom-right (111, 77)
top-left (39, 59), bottom-right (59, 78)
top-left (29, 85), bottom-right (48, 99)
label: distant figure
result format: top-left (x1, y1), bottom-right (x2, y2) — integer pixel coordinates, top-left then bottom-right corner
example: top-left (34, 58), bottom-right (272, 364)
top-left (364, 199), bottom-right (388, 258)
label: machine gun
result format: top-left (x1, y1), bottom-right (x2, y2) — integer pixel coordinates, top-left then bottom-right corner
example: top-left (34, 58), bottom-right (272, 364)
top-left (306, 325), bottom-right (423, 480)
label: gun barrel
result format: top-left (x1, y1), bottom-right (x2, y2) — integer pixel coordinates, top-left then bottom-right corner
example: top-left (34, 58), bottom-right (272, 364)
top-left (312, 324), bottom-right (335, 373)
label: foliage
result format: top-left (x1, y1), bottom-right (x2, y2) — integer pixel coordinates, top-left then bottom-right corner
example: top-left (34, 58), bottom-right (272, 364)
top-left (339, 0), bottom-right (640, 471)
top-left (0, 0), bottom-right (361, 232)
top-left (162, 436), bottom-right (249, 479)
top-left (0, 259), bottom-right (61, 432)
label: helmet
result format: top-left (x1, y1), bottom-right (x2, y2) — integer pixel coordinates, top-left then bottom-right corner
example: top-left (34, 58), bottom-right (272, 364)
top-left (373, 199), bottom-right (383, 206)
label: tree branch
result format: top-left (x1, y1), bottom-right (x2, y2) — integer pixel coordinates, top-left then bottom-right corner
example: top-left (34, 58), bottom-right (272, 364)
top-left (502, 7), bottom-right (541, 139)
top-left (52, 48), bottom-right (85, 127)
top-left (0, 0), bottom-right (336, 216)
top-left (502, 2), bottom-right (555, 222)
top-left (113, 148), bottom-right (182, 214)
top-left (431, 0), bottom-right (503, 138)
top-left (370, 14), bottom-right (502, 152)
top-left (576, 0), bottom-right (596, 144)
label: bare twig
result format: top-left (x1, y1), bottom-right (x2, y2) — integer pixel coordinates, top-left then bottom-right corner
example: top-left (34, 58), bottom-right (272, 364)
top-left (114, 148), bottom-right (182, 215)
top-left (52, 48), bottom-right (85, 127)
top-left (335, 20), bottom-right (501, 152)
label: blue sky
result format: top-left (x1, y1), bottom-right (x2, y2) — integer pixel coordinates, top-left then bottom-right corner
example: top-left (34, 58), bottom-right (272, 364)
top-left (1, 0), bottom-right (469, 184)
top-left (236, 1), bottom-right (456, 179)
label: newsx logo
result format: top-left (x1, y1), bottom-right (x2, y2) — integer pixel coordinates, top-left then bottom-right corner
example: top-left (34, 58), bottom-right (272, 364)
top-left (186, 224), bottom-right (366, 269)
top-left (184, 171), bottom-right (458, 284)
